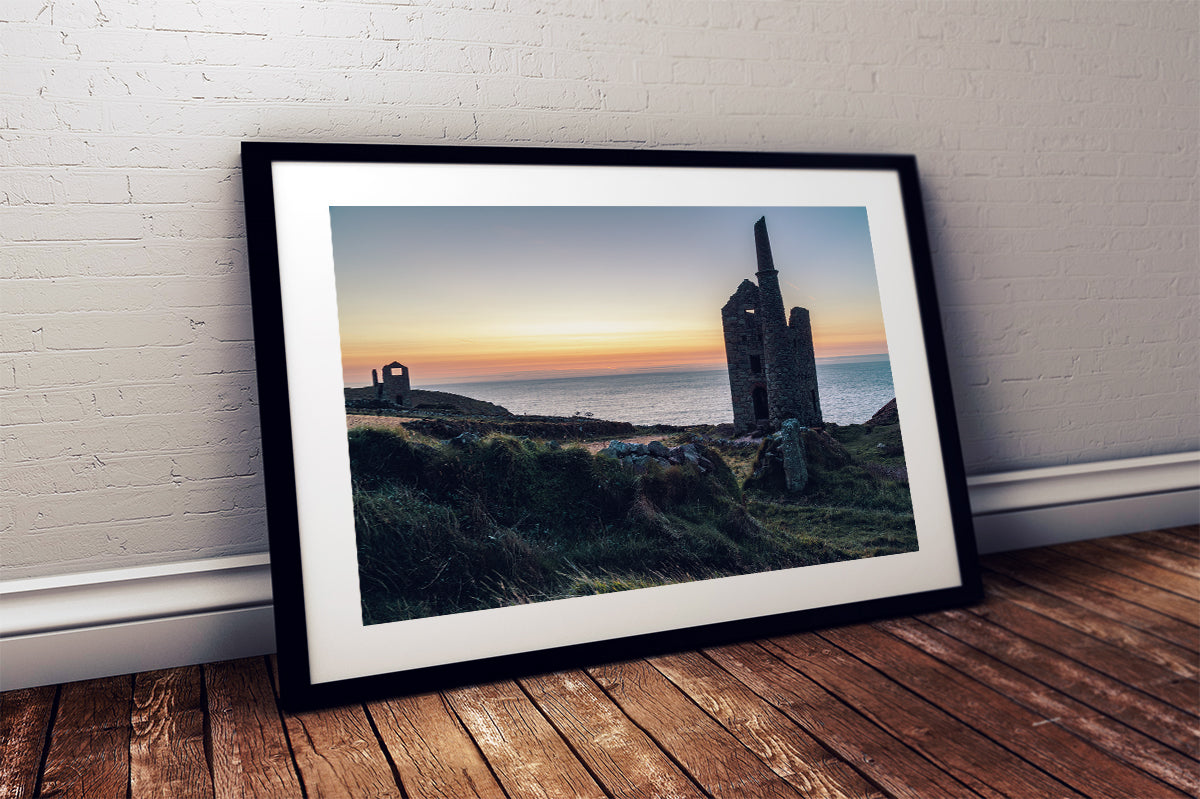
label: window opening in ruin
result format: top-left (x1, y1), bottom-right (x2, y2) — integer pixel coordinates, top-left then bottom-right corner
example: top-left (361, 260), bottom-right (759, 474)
top-left (750, 355), bottom-right (762, 374)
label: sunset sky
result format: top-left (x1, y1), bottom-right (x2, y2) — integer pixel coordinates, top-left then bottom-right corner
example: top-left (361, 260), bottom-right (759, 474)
top-left (329, 205), bottom-right (887, 386)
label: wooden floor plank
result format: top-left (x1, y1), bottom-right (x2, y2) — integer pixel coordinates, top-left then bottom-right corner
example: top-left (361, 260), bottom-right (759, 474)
top-left (520, 669), bottom-right (708, 799)
top-left (704, 641), bottom-right (984, 799)
top-left (1054, 539), bottom-right (1200, 601)
top-left (1093, 533), bottom-right (1200, 576)
top-left (366, 691), bottom-right (507, 799)
top-left (648, 650), bottom-right (886, 799)
top-left (5, 528), bottom-right (1198, 799)
top-left (589, 659), bottom-right (804, 799)
top-left (38, 676), bottom-right (132, 799)
top-left (1012, 547), bottom-right (1200, 624)
top-left (983, 571), bottom-right (1199, 680)
top-left (1164, 525), bottom-right (1200, 543)
top-left (822, 623), bottom-right (1190, 799)
top-left (1130, 527), bottom-right (1200, 558)
top-left (205, 657), bottom-right (304, 799)
top-left (282, 702), bottom-right (403, 799)
top-left (878, 615), bottom-right (1200, 796)
top-left (129, 666), bottom-right (214, 799)
top-left (0, 685), bottom-right (55, 799)
top-left (763, 632), bottom-right (1084, 799)
top-left (446, 681), bottom-right (607, 799)
top-left (985, 553), bottom-right (1200, 651)
top-left (920, 607), bottom-right (1200, 757)
top-left (969, 594), bottom-right (1199, 710)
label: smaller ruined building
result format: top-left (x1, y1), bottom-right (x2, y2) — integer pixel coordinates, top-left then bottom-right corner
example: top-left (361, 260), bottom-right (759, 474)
top-left (373, 361), bottom-right (411, 406)
top-left (722, 217), bottom-right (822, 433)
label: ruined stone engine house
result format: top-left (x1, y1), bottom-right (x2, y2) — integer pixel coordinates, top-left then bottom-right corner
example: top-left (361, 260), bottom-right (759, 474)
top-left (372, 361), bottom-right (411, 407)
top-left (722, 217), bottom-right (822, 433)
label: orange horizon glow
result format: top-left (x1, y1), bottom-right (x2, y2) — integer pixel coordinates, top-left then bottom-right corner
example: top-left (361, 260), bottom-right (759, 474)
top-left (341, 329), bottom-right (887, 386)
top-left (342, 332), bottom-right (728, 385)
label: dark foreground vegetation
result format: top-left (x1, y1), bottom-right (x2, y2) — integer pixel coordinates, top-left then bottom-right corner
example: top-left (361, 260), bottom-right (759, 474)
top-left (351, 406), bottom-right (917, 625)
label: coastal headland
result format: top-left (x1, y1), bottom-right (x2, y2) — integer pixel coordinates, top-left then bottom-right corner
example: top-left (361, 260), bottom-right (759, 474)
top-left (345, 386), bottom-right (915, 627)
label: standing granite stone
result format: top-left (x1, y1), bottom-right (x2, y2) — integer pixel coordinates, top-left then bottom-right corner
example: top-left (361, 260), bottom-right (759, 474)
top-left (722, 217), bottom-right (823, 433)
top-left (779, 418), bottom-right (808, 492)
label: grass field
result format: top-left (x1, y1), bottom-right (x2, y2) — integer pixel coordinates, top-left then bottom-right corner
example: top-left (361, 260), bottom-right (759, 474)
top-left (350, 414), bottom-right (917, 625)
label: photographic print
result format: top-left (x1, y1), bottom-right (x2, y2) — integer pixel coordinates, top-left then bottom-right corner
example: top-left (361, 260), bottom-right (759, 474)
top-left (242, 143), bottom-right (979, 706)
top-left (330, 206), bottom-right (918, 626)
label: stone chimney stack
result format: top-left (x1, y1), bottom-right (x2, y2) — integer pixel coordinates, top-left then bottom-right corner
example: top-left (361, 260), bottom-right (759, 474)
top-left (753, 216), bottom-right (776, 273)
top-left (754, 217), bottom-right (802, 428)
top-left (722, 217), bottom-right (823, 433)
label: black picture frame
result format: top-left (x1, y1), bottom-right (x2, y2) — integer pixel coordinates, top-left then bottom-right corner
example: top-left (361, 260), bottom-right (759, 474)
top-left (241, 141), bottom-right (981, 709)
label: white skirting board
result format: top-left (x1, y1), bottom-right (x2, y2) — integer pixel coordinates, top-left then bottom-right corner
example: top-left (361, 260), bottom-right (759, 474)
top-left (1, 554), bottom-right (275, 692)
top-left (968, 451), bottom-right (1199, 554)
top-left (2, 451), bottom-right (1196, 692)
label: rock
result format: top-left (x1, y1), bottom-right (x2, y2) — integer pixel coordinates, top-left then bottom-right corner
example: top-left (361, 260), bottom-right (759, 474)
top-left (745, 440), bottom-right (787, 492)
top-left (647, 440), bottom-right (671, 458)
top-left (779, 418), bottom-right (808, 493)
top-left (866, 398), bottom-right (899, 427)
top-left (599, 439), bottom-right (715, 475)
top-left (598, 440), bottom-right (648, 459)
top-left (674, 443), bottom-right (699, 460)
top-left (627, 455), bottom-right (653, 473)
top-left (670, 443), bottom-right (705, 469)
top-left (447, 431), bottom-right (481, 447)
top-left (801, 427), bottom-right (852, 469)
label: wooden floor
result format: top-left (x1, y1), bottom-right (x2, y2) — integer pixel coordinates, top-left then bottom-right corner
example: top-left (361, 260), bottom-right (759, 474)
top-left (3, 527), bottom-right (1197, 799)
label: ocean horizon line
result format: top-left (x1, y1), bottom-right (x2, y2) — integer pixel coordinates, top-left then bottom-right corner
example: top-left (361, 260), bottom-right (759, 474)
top-left (350, 358), bottom-right (895, 427)
top-left (348, 353), bottom-right (890, 391)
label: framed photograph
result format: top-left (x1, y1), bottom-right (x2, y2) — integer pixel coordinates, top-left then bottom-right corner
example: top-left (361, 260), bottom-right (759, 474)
top-left (241, 142), bottom-right (981, 708)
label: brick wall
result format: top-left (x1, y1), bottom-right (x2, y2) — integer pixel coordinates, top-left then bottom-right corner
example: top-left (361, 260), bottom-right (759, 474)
top-left (3, 1), bottom-right (1196, 579)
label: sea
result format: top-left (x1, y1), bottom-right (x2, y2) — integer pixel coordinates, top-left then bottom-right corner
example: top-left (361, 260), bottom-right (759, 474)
top-left (422, 357), bottom-right (896, 428)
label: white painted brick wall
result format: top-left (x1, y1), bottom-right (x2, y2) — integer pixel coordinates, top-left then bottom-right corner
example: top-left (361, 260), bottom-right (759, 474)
top-left (2, 0), bottom-right (1196, 579)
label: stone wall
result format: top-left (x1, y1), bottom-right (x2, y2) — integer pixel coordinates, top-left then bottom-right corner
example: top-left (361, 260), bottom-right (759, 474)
top-left (721, 279), bottom-right (765, 432)
top-left (380, 362), bottom-right (411, 407)
top-left (787, 307), bottom-right (822, 427)
top-left (3, 0), bottom-right (1195, 579)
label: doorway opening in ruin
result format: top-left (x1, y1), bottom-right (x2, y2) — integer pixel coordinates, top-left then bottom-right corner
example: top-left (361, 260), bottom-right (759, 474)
top-left (752, 385), bottom-right (769, 423)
